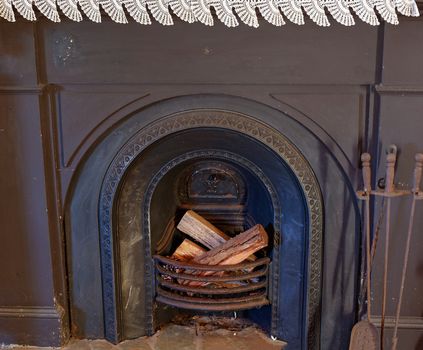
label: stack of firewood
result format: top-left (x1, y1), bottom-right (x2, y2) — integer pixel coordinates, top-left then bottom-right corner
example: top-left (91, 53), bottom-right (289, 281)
top-left (166, 210), bottom-right (269, 287)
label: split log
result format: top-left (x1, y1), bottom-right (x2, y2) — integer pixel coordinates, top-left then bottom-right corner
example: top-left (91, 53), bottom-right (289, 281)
top-left (193, 224), bottom-right (268, 265)
top-left (176, 210), bottom-right (229, 249)
top-left (171, 239), bottom-right (206, 261)
top-left (170, 239), bottom-right (242, 287)
top-left (181, 224), bottom-right (268, 286)
top-left (176, 210), bottom-right (256, 261)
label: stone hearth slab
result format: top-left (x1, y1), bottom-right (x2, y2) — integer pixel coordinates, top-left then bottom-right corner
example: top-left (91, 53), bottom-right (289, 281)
top-left (3, 323), bottom-right (287, 350)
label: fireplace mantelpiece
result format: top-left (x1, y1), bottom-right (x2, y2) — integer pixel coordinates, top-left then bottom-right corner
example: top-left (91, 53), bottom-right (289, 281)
top-left (0, 0), bottom-right (419, 27)
top-left (2, 16), bottom-right (423, 349)
top-left (66, 95), bottom-right (359, 350)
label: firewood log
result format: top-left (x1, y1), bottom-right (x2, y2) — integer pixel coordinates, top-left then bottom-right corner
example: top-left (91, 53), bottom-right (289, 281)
top-left (176, 210), bottom-right (256, 261)
top-left (171, 239), bottom-right (206, 261)
top-left (181, 224), bottom-right (268, 287)
top-left (193, 224), bottom-right (267, 265)
top-left (176, 210), bottom-right (229, 249)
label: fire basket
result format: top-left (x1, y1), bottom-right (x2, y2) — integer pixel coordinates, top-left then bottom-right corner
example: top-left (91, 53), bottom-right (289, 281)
top-left (153, 255), bottom-right (270, 311)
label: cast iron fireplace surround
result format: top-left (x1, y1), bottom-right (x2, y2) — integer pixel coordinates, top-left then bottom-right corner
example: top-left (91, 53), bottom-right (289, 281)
top-left (66, 95), bottom-right (360, 350)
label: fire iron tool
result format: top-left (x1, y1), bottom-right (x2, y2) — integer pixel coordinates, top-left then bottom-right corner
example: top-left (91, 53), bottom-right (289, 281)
top-left (391, 153), bottom-right (423, 350)
top-left (380, 149), bottom-right (397, 350)
top-left (349, 153), bottom-right (379, 350)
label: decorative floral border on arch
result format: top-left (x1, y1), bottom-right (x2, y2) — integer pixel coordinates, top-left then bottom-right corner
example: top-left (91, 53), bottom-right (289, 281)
top-left (98, 110), bottom-right (324, 348)
top-left (0, 0), bottom-right (419, 26)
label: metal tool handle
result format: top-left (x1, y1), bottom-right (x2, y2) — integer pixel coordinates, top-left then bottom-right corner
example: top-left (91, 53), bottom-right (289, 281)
top-left (361, 153), bottom-right (372, 321)
top-left (361, 153), bottom-right (372, 193)
top-left (391, 153), bottom-right (423, 350)
top-left (413, 153), bottom-right (423, 194)
top-left (381, 150), bottom-right (396, 349)
top-left (385, 152), bottom-right (397, 194)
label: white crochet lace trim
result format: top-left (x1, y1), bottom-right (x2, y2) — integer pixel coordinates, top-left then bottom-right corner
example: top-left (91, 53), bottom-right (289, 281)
top-left (0, 0), bottom-right (419, 25)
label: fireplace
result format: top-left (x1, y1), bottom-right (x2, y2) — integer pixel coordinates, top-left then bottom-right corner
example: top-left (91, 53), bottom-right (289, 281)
top-left (65, 94), bottom-right (360, 350)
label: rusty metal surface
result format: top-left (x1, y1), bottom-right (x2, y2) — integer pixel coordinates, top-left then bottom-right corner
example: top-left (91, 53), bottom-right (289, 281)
top-left (156, 265), bottom-right (268, 282)
top-left (158, 279), bottom-right (268, 295)
top-left (156, 288), bottom-right (267, 304)
top-left (156, 296), bottom-right (270, 312)
top-left (154, 255), bottom-right (270, 272)
top-left (154, 255), bottom-right (270, 311)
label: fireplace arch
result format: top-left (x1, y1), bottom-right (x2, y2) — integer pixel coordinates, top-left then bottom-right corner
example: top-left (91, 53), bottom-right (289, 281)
top-left (99, 109), bottom-right (322, 348)
top-left (65, 94), bottom-right (360, 350)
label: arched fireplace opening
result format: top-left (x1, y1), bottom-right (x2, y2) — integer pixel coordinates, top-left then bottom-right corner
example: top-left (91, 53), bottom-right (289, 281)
top-left (101, 116), bottom-right (322, 349)
top-left (147, 152), bottom-right (276, 333)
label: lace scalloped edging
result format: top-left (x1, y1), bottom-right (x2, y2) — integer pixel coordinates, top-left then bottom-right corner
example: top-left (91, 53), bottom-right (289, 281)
top-left (0, 0), bottom-right (419, 25)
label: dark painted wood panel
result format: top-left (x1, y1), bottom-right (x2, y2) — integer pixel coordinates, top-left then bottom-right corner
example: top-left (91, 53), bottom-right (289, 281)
top-left (1, 15), bottom-right (423, 348)
top-left (0, 94), bottom-right (55, 307)
top-left (55, 84), bottom-right (364, 174)
top-left (270, 90), bottom-right (366, 168)
top-left (39, 20), bottom-right (378, 85)
top-left (0, 21), bottom-right (38, 86)
top-left (56, 89), bottom-right (147, 167)
top-left (382, 19), bottom-right (423, 85)
top-left (371, 94), bottom-right (423, 322)
top-left (0, 309), bottom-right (61, 347)
top-left (378, 324), bottom-right (423, 350)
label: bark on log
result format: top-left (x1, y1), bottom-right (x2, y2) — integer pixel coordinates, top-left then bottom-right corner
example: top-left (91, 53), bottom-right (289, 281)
top-left (181, 224), bottom-right (268, 287)
top-left (176, 210), bottom-right (256, 261)
top-left (193, 224), bottom-right (268, 265)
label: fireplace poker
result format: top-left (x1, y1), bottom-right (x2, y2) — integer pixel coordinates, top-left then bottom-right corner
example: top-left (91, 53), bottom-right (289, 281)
top-left (391, 153), bottom-right (423, 350)
top-left (362, 154), bottom-right (376, 325)
top-left (349, 153), bottom-right (379, 350)
top-left (380, 148), bottom-right (397, 349)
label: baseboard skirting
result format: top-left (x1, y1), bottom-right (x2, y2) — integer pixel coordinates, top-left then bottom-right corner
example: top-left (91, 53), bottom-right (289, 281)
top-left (370, 316), bottom-right (423, 330)
top-left (0, 306), bottom-right (62, 347)
top-left (0, 306), bottom-right (59, 319)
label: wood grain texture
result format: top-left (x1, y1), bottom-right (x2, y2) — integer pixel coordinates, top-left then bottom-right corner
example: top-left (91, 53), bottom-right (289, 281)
top-left (177, 210), bottom-right (229, 249)
top-left (171, 239), bottom-right (206, 261)
top-left (179, 224), bottom-right (268, 287)
top-left (193, 224), bottom-right (268, 266)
